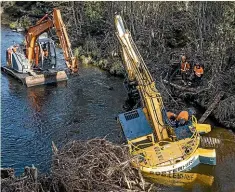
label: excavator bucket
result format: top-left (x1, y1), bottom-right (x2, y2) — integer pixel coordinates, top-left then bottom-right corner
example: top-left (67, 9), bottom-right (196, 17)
top-left (71, 57), bottom-right (78, 73)
top-left (25, 70), bottom-right (68, 87)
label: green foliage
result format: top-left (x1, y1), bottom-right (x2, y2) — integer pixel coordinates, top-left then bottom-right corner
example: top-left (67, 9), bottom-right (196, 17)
top-left (97, 59), bottom-right (109, 68)
top-left (80, 55), bottom-right (93, 65)
top-left (9, 15), bottom-right (31, 29)
top-left (19, 16), bottom-right (31, 28)
top-left (84, 2), bottom-right (103, 22)
top-left (110, 60), bottom-right (125, 76)
top-left (9, 21), bottom-right (18, 29)
top-left (83, 37), bottom-right (101, 58)
top-left (74, 46), bottom-right (83, 58)
top-left (33, 9), bottom-right (44, 16)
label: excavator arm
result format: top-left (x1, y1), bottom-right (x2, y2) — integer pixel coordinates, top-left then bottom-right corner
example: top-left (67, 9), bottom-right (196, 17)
top-left (115, 15), bottom-right (169, 141)
top-left (26, 20), bottom-right (53, 63)
top-left (53, 9), bottom-right (78, 73)
top-left (25, 8), bottom-right (78, 73)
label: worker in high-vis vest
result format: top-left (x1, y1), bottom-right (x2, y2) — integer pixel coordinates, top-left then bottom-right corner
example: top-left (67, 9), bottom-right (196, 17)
top-left (167, 111), bottom-right (177, 126)
top-left (177, 111), bottom-right (189, 126)
top-left (43, 48), bottom-right (49, 58)
top-left (194, 63), bottom-right (204, 86)
top-left (180, 55), bottom-right (190, 85)
top-left (34, 43), bottom-right (40, 67)
top-left (7, 48), bottom-right (13, 67)
top-left (12, 45), bottom-right (18, 53)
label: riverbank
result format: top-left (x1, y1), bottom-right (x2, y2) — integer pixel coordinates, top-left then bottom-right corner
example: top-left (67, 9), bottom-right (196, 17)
top-left (77, 53), bottom-right (125, 77)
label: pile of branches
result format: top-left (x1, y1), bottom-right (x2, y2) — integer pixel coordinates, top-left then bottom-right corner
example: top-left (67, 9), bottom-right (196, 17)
top-left (1, 167), bottom-right (46, 192)
top-left (50, 138), bottom-right (155, 192)
top-left (2, 139), bottom-right (158, 192)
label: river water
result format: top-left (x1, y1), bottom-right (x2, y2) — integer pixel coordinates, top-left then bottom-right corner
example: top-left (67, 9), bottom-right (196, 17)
top-left (1, 26), bottom-right (126, 173)
top-left (1, 26), bottom-right (235, 192)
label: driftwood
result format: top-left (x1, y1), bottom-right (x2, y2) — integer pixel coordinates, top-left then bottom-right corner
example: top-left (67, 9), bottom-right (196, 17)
top-left (1, 166), bottom-right (40, 192)
top-left (51, 138), bottom-right (157, 192)
top-left (163, 79), bottom-right (205, 93)
top-left (198, 91), bottom-right (225, 123)
top-left (1, 139), bottom-right (160, 192)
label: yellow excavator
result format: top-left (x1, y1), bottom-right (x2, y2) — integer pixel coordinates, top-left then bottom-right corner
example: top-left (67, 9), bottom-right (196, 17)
top-left (2, 8), bottom-right (78, 87)
top-left (115, 15), bottom-right (216, 174)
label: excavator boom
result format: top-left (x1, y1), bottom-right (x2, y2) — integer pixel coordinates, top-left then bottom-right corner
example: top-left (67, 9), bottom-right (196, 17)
top-left (114, 15), bottom-right (216, 174)
top-left (25, 8), bottom-right (78, 73)
top-left (4, 8), bottom-right (78, 87)
top-left (53, 9), bottom-right (78, 73)
top-left (26, 20), bottom-right (53, 63)
top-left (115, 15), bottom-right (169, 141)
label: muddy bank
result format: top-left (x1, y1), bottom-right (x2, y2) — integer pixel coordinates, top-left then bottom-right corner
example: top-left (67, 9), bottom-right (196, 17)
top-left (76, 51), bottom-right (125, 77)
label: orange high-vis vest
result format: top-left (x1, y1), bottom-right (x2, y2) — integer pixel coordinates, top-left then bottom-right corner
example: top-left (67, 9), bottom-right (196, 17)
top-left (43, 50), bottom-right (49, 57)
top-left (167, 112), bottom-right (177, 119)
top-left (194, 66), bottom-right (204, 77)
top-left (181, 62), bottom-right (190, 72)
top-left (176, 111), bottom-right (189, 121)
top-left (13, 46), bottom-right (18, 53)
top-left (7, 48), bottom-right (13, 66)
top-left (34, 46), bottom-right (40, 66)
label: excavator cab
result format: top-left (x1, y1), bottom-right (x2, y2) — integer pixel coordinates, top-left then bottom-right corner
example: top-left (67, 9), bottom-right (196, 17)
top-left (36, 38), bottom-right (57, 70)
top-left (6, 38), bottom-right (57, 72)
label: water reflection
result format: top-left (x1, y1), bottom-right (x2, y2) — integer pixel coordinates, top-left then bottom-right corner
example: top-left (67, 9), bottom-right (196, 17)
top-left (144, 172), bottom-right (214, 188)
top-left (26, 82), bottom-right (67, 113)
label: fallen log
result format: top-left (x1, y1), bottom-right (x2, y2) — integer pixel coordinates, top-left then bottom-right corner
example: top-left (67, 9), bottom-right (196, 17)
top-left (198, 91), bottom-right (225, 123)
top-left (163, 79), bottom-right (200, 92)
top-left (163, 79), bottom-right (211, 95)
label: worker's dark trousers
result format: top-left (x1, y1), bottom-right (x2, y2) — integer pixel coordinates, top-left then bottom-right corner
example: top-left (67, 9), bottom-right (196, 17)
top-left (181, 72), bottom-right (186, 81)
top-left (194, 75), bottom-right (202, 86)
top-left (181, 72), bottom-right (189, 83)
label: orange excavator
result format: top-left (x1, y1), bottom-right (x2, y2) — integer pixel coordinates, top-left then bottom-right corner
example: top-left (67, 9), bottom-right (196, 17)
top-left (2, 8), bottom-right (78, 87)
